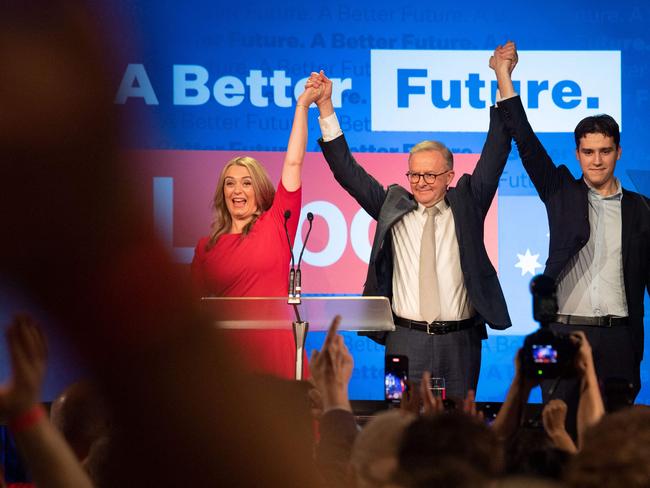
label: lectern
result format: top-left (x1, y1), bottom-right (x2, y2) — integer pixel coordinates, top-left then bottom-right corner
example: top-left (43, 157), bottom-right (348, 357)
top-left (200, 296), bottom-right (395, 380)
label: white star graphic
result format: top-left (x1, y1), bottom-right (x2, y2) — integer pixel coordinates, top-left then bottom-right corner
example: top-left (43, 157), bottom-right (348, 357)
top-left (515, 248), bottom-right (542, 276)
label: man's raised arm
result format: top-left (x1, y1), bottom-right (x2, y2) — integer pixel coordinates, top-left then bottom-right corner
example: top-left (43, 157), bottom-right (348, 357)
top-left (308, 71), bottom-right (387, 220)
top-left (495, 45), bottom-right (562, 201)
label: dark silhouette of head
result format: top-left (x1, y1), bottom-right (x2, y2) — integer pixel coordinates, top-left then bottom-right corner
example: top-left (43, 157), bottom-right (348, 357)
top-left (396, 412), bottom-right (503, 487)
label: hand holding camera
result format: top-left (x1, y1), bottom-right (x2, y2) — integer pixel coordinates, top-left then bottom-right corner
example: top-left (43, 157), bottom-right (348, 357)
top-left (571, 330), bottom-right (594, 377)
top-left (520, 275), bottom-right (581, 380)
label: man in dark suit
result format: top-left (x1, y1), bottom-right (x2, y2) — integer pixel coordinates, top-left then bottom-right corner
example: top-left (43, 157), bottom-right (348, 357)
top-left (493, 45), bottom-right (650, 415)
top-left (306, 47), bottom-right (515, 398)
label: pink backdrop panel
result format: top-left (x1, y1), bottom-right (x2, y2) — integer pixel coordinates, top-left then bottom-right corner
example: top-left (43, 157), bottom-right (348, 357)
top-left (128, 150), bottom-right (497, 294)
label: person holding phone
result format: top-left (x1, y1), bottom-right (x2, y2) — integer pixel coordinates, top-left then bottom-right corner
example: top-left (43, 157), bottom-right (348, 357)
top-left (190, 84), bottom-right (321, 379)
top-left (385, 355), bottom-right (409, 404)
top-left (306, 45), bottom-right (515, 399)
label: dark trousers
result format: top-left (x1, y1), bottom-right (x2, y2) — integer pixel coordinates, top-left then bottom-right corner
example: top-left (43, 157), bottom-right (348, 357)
top-left (541, 323), bottom-right (638, 438)
top-left (385, 324), bottom-right (483, 399)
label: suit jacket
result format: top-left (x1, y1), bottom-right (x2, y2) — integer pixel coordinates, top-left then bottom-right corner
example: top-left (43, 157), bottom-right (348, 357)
top-left (498, 95), bottom-right (650, 362)
top-left (319, 106), bottom-right (512, 344)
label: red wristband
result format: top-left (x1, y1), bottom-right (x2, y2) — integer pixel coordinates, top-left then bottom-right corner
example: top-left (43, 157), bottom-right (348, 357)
top-left (8, 404), bottom-right (46, 434)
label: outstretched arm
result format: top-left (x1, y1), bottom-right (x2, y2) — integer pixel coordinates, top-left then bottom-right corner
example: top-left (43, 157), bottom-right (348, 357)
top-left (281, 83), bottom-right (321, 191)
top-left (312, 316), bottom-right (357, 488)
top-left (0, 315), bottom-right (93, 488)
top-left (308, 71), bottom-right (387, 220)
top-left (469, 42), bottom-right (516, 213)
top-left (494, 45), bottom-right (562, 202)
top-left (573, 332), bottom-right (605, 449)
top-left (491, 350), bottom-right (537, 441)
top-left (542, 400), bottom-right (577, 453)
top-left (491, 41), bottom-right (518, 100)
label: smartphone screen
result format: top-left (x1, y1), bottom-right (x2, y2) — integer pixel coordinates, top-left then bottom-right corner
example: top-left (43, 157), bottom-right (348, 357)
top-left (385, 354), bottom-right (409, 404)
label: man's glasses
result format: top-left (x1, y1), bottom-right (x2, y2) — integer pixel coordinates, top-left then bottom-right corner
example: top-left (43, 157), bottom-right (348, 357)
top-left (406, 170), bottom-right (451, 184)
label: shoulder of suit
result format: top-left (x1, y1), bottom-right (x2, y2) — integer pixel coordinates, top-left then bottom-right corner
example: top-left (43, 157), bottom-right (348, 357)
top-left (384, 184), bottom-right (416, 210)
top-left (554, 163), bottom-right (574, 176)
top-left (552, 165), bottom-right (586, 189)
top-left (622, 186), bottom-right (644, 197)
top-left (387, 183), bottom-right (410, 197)
top-left (622, 187), bottom-right (650, 205)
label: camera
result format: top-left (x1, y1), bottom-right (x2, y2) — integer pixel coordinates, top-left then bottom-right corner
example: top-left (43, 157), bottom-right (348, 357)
top-left (521, 327), bottom-right (579, 379)
top-left (520, 275), bottom-right (580, 379)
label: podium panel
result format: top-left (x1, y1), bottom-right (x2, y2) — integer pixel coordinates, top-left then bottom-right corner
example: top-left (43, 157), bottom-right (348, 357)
top-left (200, 296), bottom-right (395, 332)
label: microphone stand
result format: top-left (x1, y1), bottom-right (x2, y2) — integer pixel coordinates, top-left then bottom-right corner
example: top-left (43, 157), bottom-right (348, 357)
top-left (284, 211), bottom-right (314, 380)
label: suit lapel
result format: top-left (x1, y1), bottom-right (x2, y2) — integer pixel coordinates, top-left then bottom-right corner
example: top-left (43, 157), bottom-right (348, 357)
top-left (370, 186), bottom-right (416, 261)
top-left (621, 189), bottom-right (634, 267)
top-left (382, 186), bottom-right (417, 228)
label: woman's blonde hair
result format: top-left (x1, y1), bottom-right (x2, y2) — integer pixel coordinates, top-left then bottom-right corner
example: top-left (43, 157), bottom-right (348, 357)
top-left (206, 156), bottom-right (275, 250)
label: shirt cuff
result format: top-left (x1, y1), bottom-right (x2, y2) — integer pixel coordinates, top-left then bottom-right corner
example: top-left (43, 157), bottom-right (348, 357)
top-left (318, 113), bottom-right (343, 142)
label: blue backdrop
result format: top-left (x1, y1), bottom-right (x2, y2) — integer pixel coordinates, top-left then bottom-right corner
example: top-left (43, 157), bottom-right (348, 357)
top-left (2, 0), bottom-right (647, 403)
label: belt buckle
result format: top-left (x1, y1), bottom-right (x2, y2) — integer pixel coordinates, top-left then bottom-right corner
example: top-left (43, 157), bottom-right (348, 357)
top-left (426, 322), bottom-right (449, 335)
top-left (603, 316), bottom-right (613, 327)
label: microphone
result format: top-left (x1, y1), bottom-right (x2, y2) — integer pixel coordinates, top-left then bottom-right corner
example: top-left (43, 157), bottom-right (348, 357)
top-left (283, 210), bottom-right (296, 298)
top-left (295, 212), bottom-right (314, 298)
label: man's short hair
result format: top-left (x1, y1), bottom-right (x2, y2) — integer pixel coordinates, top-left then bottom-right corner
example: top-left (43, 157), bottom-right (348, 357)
top-left (409, 141), bottom-right (454, 170)
top-left (574, 114), bottom-right (620, 149)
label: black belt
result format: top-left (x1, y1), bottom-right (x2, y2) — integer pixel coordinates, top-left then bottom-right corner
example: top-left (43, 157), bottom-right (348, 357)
top-left (394, 315), bottom-right (479, 335)
top-left (555, 314), bottom-right (628, 327)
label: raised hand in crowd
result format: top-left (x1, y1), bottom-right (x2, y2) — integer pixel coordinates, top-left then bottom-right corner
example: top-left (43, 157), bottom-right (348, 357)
top-left (402, 372), bottom-right (483, 422)
top-left (572, 331), bottom-right (604, 448)
top-left (397, 375), bottom-right (438, 417)
top-left (307, 381), bottom-right (324, 420)
top-left (0, 315), bottom-right (47, 422)
top-left (310, 316), bottom-right (354, 412)
top-left (542, 399), bottom-right (577, 454)
top-left (311, 317), bottom-right (357, 488)
top-left (416, 371), bottom-right (444, 416)
top-left (492, 349), bottom-right (540, 441)
top-left (397, 379), bottom-right (420, 416)
top-left (0, 315), bottom-right (93, 488)
top-left (461, 389), bottom-right (485, 421)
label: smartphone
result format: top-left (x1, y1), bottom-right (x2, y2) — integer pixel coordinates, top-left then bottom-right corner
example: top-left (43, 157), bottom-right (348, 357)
top-left (384, 354), bottom-right (409, 405)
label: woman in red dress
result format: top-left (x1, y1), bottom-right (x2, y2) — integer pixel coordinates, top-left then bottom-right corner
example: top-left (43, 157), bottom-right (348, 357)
top-left (191, 84), bottom-right (320, 379)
